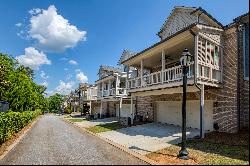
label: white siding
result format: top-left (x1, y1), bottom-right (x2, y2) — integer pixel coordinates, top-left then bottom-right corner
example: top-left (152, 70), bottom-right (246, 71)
top-left (159, 9), bottom-right (210, 40)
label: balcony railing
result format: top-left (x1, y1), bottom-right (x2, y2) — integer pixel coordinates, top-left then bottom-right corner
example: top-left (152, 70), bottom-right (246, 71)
top-left (117, 88), bottom-right (126, 95)
top-left (127, 62), bottom-right (194, 89)
top-left (109, 88), bottom-right (116, 96)
top-left (97, 88), bottom-right (127, 98)
top-left (103, 90), bottom-right (109, 97)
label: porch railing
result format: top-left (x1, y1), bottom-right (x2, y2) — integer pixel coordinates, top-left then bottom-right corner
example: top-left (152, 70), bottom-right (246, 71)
top-left (103, 90), bottom-right (109, 97)
top-left (127, 62), bottom-right (194, 89)
top-left (97, 88), bottom-right (127, 98)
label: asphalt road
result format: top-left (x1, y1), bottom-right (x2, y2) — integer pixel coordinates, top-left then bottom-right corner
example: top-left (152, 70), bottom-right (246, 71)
top-left (0, 115), bottom-right (147, 165)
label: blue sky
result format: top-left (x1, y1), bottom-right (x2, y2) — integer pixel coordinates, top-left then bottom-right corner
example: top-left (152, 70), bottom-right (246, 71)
top-left (0, 0), bottom-right (249, 95)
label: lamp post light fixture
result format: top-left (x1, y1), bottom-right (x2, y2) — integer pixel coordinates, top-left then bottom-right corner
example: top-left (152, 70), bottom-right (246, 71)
top-left (178, 48), bottom-right (193, 160)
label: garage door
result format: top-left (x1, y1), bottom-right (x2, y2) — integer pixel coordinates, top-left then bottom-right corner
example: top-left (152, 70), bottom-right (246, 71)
top-left (156, 101), bottom-right (214, 131)
top-left (116, 104), bottom-right (135, 118)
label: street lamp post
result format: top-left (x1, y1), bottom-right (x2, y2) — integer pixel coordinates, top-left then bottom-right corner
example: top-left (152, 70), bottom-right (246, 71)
top-left (178, 48), bottom-right (192, 160)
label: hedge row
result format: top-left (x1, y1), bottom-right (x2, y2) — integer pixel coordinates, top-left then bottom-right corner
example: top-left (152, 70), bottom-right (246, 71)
top-left (0, 110), bottom-right (42, 145)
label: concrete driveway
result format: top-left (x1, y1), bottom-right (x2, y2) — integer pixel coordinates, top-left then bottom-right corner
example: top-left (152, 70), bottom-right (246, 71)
top-left (74, 117), bottom-right (118, 128)
top-left (99, 123), bottom-right (199, 155)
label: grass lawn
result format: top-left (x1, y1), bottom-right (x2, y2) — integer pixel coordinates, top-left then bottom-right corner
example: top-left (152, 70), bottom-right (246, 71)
top-left (67, 118), bottom-right (86, 122)
top-left (64, 115), bottom-right (71, 119)
top-left (86, 122), bottom-right (121, 133)
top-left (146, 139), bottom-right (249, 165)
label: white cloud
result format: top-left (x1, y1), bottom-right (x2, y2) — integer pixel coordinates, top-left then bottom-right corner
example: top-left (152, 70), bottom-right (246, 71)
top-left (76, 71), bottom-right (88, 83)
top-left (16, 47), bottom-right (51, 70)
top-left (69, 60), bottom-right (78, 65)
top-left (40, 70), bottom-right (49, 79)
top-left (55, 80), bottom-right (74, 95)
top-left (75, 69), bottom-right (80, 73)
top-left (28, 8), bottom-right (42, 15)
top-left (66, 74), bottom-right (72, 81)
top-left (60, 57), bottom-right (68, 61)
top-left (40, 81), bottom-right (49, 87)
top-left (28, 5), bottom-right (86, 52)
top-left (15, 23), bottom-right (22, 27)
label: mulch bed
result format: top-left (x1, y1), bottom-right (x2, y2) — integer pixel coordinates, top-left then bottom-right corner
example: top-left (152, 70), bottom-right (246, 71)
top-left (204, 129), bottom-right (249, 146)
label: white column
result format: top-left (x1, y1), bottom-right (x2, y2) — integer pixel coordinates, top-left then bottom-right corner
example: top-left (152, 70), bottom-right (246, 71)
top-left (131, 97), bottom-right (134, 125)
top-left (100, 101), bottom-right (102, 118)
top-left (108, 80), bottom-right (111, 96)
top-left (195, 35), bottom-right (199, 80)
top-left (119, 97), bottom-right (123, 121)
top-left (89, 101), bottom-right (92, 115)
top-left (116, 75), bottom-right (119, 96)
top-left (200, 84), bottom-right (205, 138)
top-left (162, 50), bottom-right (165, 83)
top-left (126, 66), bottom-right (130, 89)
top-left (102, 82), bottom-right (104, 97)
top-left (140, 59), bottom-right (144, 87)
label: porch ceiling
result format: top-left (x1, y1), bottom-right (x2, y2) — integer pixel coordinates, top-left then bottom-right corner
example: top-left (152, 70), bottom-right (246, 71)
top-left (132, 33), bottom-right (195, 69)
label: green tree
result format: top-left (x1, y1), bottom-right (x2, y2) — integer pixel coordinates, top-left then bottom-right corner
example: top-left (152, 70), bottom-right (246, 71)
top-left (47, 93), bottom-right (64, 113)
top-left (0, 53), bottom-right (47, 112)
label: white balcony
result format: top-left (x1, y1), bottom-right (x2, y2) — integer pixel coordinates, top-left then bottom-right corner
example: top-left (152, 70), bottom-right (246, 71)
top-left (128, 62), bottom-right (194, 90)
top-left (97, 88), bottom-right (127, 98)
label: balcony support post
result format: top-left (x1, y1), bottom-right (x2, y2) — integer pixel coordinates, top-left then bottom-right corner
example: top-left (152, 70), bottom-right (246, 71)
top-left (108, 80), bottom-right (111, 96)
top-left (115, 74), bottom-right (119, 96)
top-left (89, 101), bottom-right (92, 115)
top-left (100, 100), bottom-right (102, 118)
top-left (101, 82), bottom-right (104, 97)
top-left (162, 50), bottom-right (166, 83)
top-left (126, 66), bottom-right (130, 89)
top-left (200, 84), bottom-right (205, 138)
top-left (131, 97), bottom-right (134, 125)
top-left (119, 97), bottom-right (123, 122)
top-left (140, 59), bottom-right (144, 87)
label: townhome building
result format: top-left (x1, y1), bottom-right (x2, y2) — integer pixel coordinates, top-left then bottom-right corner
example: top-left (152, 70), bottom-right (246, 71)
top-left (119, 6), bottom-right (249, 135)
top-left (75, 83), bottom-right (98, 115)
top-left (232, 13), bottom-right (249, 130)
top-left (64, 91), bottom-right (79, 113)
top-left (90, 64), bottom-right (135, 123)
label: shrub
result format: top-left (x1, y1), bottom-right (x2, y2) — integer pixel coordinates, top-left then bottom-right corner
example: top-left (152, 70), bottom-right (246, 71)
top-left (64, 105), bottom-right (72, 114)
top-left (0, 109), bottom-right (42, 145)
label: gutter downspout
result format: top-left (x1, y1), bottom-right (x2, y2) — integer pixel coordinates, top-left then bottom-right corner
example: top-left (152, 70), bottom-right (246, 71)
top-left (190, 29), bottom-right (204, 138)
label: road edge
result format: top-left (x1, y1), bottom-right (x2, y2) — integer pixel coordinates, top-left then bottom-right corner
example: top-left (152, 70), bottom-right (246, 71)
top-left (0, 115), bottom-right (42, 161)
top-left (62, 117), bottom-right (159, 165)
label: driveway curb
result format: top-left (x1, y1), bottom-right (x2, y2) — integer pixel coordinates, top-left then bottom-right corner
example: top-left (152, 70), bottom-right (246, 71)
top-left (62, 117), bottom-right (159, 165)
top-left (0, 115), bottom-right (42, 160)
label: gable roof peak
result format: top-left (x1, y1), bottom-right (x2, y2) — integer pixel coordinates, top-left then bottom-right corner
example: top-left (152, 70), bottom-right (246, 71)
top-left (157, 6), bottom-right (223, 39)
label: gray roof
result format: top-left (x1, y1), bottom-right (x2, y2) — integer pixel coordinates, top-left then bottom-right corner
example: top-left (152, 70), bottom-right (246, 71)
top-left (98, 65), bottom-right (122, 74)
top-left (118, 50), bottom-right (137, 64)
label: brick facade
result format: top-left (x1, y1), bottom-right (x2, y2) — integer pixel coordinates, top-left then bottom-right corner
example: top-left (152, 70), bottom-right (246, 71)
top-left (238, 23), bottom-right (249, 129)
top-left (208, 27), bottom-right (239, 133)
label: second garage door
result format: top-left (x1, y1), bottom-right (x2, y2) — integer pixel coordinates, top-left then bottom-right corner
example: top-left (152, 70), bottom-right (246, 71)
top-left (156, 100), bottom-right (214, 131)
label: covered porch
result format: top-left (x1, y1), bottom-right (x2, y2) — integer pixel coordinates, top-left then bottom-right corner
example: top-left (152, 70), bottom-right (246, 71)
top-left (124, 24), bottom-right (224, 93)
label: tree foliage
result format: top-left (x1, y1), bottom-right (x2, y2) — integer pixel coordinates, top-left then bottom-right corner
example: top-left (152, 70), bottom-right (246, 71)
top-left (47, 93), bottom-right (64, 113)
top-left (0, 53), bottom-right (47, 112)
